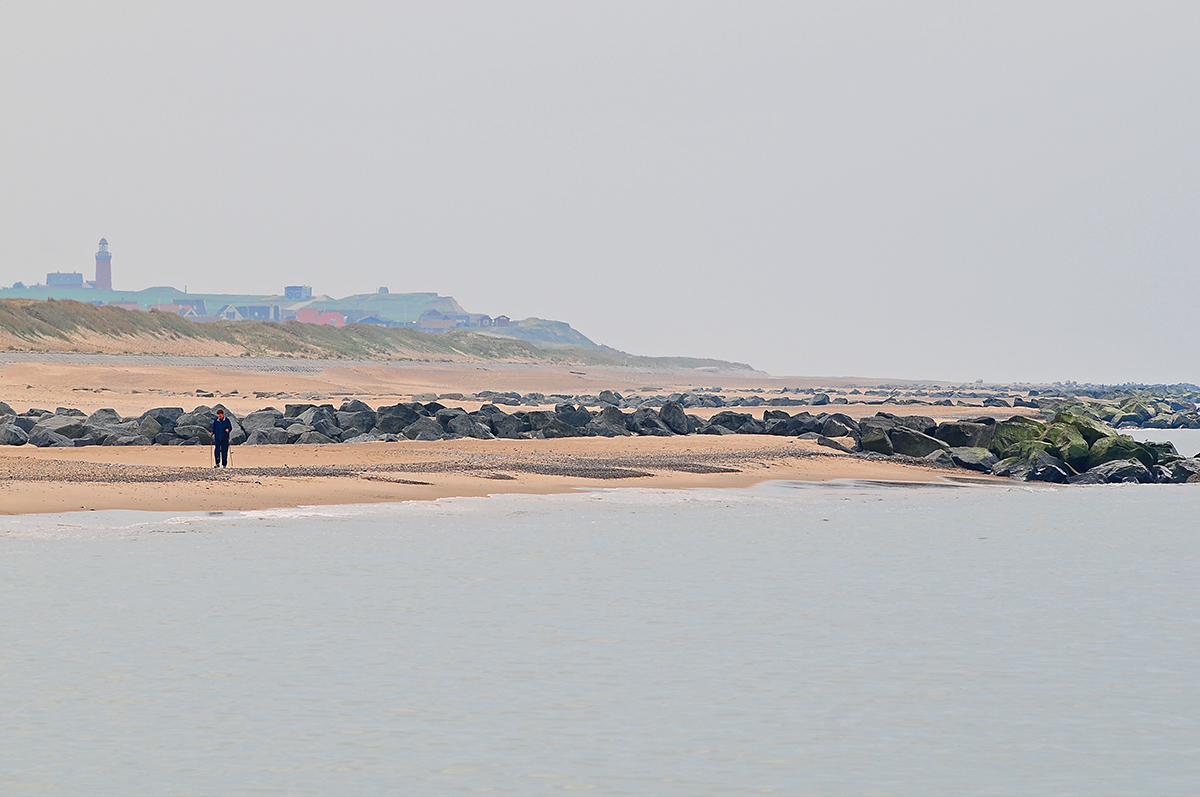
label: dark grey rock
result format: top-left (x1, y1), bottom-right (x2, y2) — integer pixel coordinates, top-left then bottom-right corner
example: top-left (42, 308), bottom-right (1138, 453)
top-left (339, 399), bottom-right (374, 414)
top-left (859, 427), bottom-right (894, 455)
top-left (104, 435), bottom-right (152, 446)
top-left (402, 417), bottom-right (445, 440)
top-left (138, 416), bottom-right (163, 439)
top-left (55, 407), bottom-right (86, 417)
top-left (9, 416), bottom-right (39, 433)
top-left (28, 428), bottom-right (74, 447)
top-left (284, 403), bottom-right (317, 418)
top-left (493, 413), bottom-right (534, 439)
top-left (0, 423), bottom-right (29, 446)
top-left (295, 431), bottom-right (336, 445)
top-left (658, 402), bottom-right (690, 435)
top-left (555, 403), bottom-right (594, 428)
top-left (628, 408), bottom-right (673, 436)
top-left (816, 435), bottom-right (857, 453)
top-left (31, 415), bottom-right (88, 439)
top-left (709, 411), bottom-right (753, 432)
top-left (585, 407), bottom-right (633, 437)
top-left (924, 449), bottom-right (957, 468)
top-left (896, 416), bottom-right (937, 436)
top-left (1078, 458), bottom-right (1154, 484)
top-left (174, 424), bottom-right (214, 444)
top-left (888, 427), bottom-right (949, 458)
top-left (375, 402), bottom-right (425, 434)
top-left (934, 421), bottom-right (994, 449)
top-left (85, 408), bottom-right (123, 427)
top-left (242, 409), bottom-right (285, 432)
top-left (335, 410), bottom-right (376, 436)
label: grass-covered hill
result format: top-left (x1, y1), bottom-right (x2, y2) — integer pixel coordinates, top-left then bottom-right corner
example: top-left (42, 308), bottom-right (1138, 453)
top-left (0, 299), bottom-right (551, 361)
top-left (0, 299), bottom-right (758, 371)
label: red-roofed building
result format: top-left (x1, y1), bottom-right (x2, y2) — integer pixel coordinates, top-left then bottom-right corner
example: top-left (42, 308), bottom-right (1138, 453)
top-left (295, 307), bottom-right (346, 327)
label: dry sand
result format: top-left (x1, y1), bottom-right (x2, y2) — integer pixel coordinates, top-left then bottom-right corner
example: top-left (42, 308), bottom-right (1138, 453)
top-left (1, 358), bottom-right (1012, 516)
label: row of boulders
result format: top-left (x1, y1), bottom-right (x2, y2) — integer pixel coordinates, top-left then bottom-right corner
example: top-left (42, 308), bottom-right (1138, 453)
top-left (2, 398), bottom-right (1197, 485)
top-left (1039, 394), bottom-right (1200, 429)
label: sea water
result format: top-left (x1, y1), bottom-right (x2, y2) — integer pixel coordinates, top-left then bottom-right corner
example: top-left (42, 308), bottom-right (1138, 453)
top-left (1, 482), bottom-right (1198, 795)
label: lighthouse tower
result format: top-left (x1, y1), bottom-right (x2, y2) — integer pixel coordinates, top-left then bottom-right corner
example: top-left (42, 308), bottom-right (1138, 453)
top-left (95, 238), bottom-right (112, 291)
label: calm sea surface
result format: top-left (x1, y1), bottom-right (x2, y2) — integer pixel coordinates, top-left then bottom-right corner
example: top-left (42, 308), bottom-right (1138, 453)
top-left (2, 482), bottom-right (1198, 795)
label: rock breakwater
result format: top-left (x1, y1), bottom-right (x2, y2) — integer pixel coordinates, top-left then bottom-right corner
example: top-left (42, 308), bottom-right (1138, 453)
top-left (3, 394), bottom-right (1197, 486)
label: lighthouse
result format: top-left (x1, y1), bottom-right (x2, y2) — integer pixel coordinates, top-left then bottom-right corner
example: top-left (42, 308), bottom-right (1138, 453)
top-left (95, 238), bottom-right (112, 291)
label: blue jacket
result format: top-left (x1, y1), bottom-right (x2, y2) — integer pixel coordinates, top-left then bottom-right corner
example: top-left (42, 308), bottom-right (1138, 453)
top-left (212, 416), bottom-right (232, 443)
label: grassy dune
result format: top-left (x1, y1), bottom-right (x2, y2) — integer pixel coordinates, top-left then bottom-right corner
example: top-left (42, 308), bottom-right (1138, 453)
top-left (0, 299), bottom-right (551, 361)
top-left (0, 299), bottom-right (758, 370)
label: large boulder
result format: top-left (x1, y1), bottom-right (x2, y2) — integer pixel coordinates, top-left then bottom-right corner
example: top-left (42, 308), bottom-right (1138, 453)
top-left (0, 423), bottom-right (29, 446)
top-left (658, 402), bottom-right (690, 435)
top-left (1042, 423), bottom-right (1091, 473)
top-left (174, 424), bottom-right (213, 444)
top-left (493, 413), bottom-right (534, 439)
top-left (246, 428), bottom-right (289, 445)
top-left (992, 449), bottom-right (1069, 483)
top-left (138, 416), bottom-right (163, 439)
top-left (402, 416), bottom-right (445, 441)
top-left (585, 407), bottom-right (632, 437)
top-left (821, 417), bottom-right (856, 439)
top-left (1074, 458), bottom-right (1154, 484)
top-left (336, 410), bottom-right (376, 436)
top-left (375, 402), bottom-right (425, 434)
top-left (242, 409), bottom-right (285, 432)
top-left (859, 427), bottom-right (894, 455)
top-left (708, 412), bottom-right (753, 432)
top-left (104, 434), bottom-right (153, 446)
top-left (339, 399), bottom-right (374, 414)
top-left (28, 428), bottom-right (75, 447)
top-left (9, 415), bottom-right (40, 433)
top-left (1158, 458), bottom-right (1200, 484)
top-left (934, 421), bottom-right (993, 449)
top-left (85, 408), bottom-right (123, 428)
top-left (31, 414), bottom-right (88, 440)
top-left (988, 417), bottom-right (1046, 457)
top-left (1087, 435), bottom-right (1155, 470)
top-left (896, 416), bottom-right (937, 436)
top-left (445, 413), bottom-right (495, 439)
top-left (628, 408), bottom-right (673, 436)
top-left (888, 426), bottom-right (949, 458)
top-left (1053, 412), bottom-right (1116, 446)
top-left (0, 400), bottom-right (15, 416)
top-left (140, 407), bottom-right (185, 430)
top-left (295, 431), bottom-right (336, 445)
top-left (297, 406), bottom-right (337, 429)
top-left (948, 446), bottom-right (999, 473)
top-left (555, 403), bottom-right (594, 428)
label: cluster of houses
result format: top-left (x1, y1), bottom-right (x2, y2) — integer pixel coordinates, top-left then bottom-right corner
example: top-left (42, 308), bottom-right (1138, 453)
top-left (105, 296), bottom-right (511, 334)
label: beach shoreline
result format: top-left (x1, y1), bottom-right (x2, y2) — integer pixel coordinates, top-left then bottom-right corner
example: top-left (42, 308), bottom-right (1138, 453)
top-left (0, 436), bottom-right (977, 516)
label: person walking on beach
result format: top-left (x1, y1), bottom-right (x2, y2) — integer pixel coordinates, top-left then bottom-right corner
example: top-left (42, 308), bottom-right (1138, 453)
top-left (212, 407), bottom-right (232, 468)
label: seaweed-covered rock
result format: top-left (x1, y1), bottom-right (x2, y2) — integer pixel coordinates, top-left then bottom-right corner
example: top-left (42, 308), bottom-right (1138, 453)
top-left (948, 446), bottom-right (999, 473)
top-left (1042, 423), bottom-right (1090, 473)
top-left (888, 427), bottom-right (949, 458)
top-left (988, 417), bottom-right (1046, 456)
top-left (1087, 435), bottom-right (1154, 469)
top-left (1053, 412), bottom-right (1116, 446)
top-left (992, 449), bottom-right (1069, 482)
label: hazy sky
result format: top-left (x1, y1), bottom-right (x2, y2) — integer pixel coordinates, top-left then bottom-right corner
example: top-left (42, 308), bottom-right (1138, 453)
top-left (2, 2), bottom-right (1197, 383)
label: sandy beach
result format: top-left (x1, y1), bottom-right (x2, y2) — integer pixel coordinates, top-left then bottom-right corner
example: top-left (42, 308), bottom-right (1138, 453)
top-left (0, 356), bottom-right (1018, 515)
top-left (0, 434), bottom-right (982, 515)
